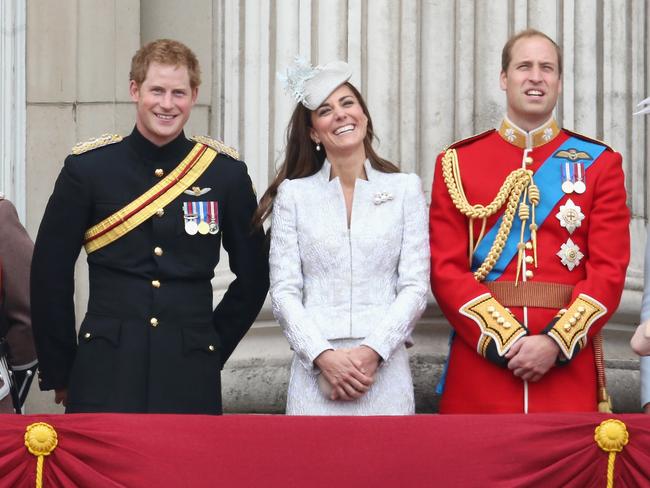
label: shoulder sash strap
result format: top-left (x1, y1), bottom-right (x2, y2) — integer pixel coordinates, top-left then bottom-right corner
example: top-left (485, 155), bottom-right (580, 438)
top-left (472, 136), bottom-right (607, 281)
top-left (83, 143), bottom-right (217, 254)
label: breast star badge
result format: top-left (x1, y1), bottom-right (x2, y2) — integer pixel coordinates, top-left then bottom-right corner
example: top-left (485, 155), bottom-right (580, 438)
top-left (557, 238), bottom-right (584, 271)
top-left (555, 199), bottom-right (585, 234)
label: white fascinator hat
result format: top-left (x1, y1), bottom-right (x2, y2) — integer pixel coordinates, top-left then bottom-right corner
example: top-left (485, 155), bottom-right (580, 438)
top-left (634, 96), bottom-right (650, 116)
top-left (278, 57), bottom-right (352, 110)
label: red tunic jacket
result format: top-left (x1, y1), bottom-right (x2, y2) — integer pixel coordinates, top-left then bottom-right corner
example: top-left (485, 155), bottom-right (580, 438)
top-left (429, 118), bottom-right (630, 413)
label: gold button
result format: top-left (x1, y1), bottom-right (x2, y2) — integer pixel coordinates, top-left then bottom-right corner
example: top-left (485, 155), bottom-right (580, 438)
top-left (155, 168), bottom-right (164, 177)
top-left (208, 345), bottom-right (215, 352)
top-left (154, 247), bottom-right (163, 256)
top-left (152, 280), bottom-right (161, 288)
top-left (503, 322), bottom-right (512, 329)
top-left (156, 208), bottom-right (165, 217)
top-left (487, 306), bottom-right (495, 313)
top-left (84, 332), bottom-right (91, 339)
top-left (150, 317), bottom-right (159, 327)
top-left (577, 306), bottom-right (586, 313)
top-left (525, 270), bottom-right (533, 279)
top-left (573, 312), bottom-right (581, 320)
top-left (525, 242), bottom-right (533, 250)
top-left (491, 311), bottom-right (500, 319)
top-left (497, 317), bottom-right (505, 325)
top-left (524, 156), bottom-right (533, 165)
top-left (525, 255), bottom-right (534, 264)
top-left (569, 317), bottom-right (576, 325)
top-left (558, 308), bottom-right (567, 315)
top-left (564, 324), bottom-right (572, 331)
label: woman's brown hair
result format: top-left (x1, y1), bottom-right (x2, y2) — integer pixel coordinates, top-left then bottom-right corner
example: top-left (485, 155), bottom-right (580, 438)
top-left (252, 82), bottom-right (399, 230)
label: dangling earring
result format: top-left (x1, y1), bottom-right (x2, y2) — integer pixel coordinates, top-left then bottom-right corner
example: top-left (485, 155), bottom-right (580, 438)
top-left (316, 143), bottom-right (321, 152)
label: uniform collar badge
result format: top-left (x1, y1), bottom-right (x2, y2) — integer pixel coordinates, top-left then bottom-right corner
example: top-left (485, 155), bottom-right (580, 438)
top-left (498, 117), bottom-right (560, 149)
top-left (184, 186), bottom-right (212, 196)
top-left (557, 238), bottom-right (584, 271)
top-left (555, 199), bottom-right (585, 234)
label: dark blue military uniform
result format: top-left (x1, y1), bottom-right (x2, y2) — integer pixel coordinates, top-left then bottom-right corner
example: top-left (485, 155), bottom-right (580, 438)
top-left (31, 128), bottom-right (269, 414)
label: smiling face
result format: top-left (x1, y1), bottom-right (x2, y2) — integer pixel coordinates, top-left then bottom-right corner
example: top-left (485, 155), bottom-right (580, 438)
top-left (500, 35), bottom-right (562, 131)
top-left (130, 62), bottom-right (198, 146)
top-left (309, 84), bottom-right (368, 160)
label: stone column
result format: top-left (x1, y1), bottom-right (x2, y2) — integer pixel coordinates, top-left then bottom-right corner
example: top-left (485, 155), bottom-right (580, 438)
top-left (1, 0), bottom-right (27, 219)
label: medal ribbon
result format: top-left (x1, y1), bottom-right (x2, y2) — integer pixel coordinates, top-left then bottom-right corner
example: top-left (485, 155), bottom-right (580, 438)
top-left (562, 162), bottom-right (573, 187)
top-left (472, 137), bottom-right (607, 281)
top-left (209, 201), bottom-right (218, 224)
top-left (198, 201), bottom-right (206, 223)
top-left (575, 162), bottom-right (585, 183)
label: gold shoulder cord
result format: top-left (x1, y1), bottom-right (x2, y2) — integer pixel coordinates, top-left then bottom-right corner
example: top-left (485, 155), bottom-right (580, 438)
top-left (441, 148), bottom-right (540, 283)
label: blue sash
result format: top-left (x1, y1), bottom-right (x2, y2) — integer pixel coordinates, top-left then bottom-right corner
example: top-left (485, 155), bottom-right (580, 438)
top-left (471, 137), bottom-right (606, 282)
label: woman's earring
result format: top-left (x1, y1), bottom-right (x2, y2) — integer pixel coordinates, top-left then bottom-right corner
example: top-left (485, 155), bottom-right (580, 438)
top-left (316, 143), bottom-right (321, 152)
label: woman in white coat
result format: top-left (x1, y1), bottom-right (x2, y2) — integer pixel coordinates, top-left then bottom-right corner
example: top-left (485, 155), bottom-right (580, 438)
top-left (254, 59), bottom-right (429, 415)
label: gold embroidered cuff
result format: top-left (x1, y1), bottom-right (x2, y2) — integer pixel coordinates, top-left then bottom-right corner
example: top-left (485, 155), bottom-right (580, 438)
top-left (547, 294), bottom-right (607, 359)
top-left (460, 294), bottom-right (527, 357)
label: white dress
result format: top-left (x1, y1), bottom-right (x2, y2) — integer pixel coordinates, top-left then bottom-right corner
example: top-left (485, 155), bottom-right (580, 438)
top-left (269, 160), bottom-right (430, 415)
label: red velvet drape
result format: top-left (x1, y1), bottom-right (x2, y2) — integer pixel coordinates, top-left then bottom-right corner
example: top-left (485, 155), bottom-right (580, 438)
top-left (1, 413), bottom-right (649, 488)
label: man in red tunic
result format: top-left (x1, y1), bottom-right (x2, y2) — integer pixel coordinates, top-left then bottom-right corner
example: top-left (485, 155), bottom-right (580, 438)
top-left (429, 29), bottom-right (630, 413)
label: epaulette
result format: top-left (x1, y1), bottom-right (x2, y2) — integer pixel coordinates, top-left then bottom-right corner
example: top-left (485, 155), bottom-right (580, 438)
top-left (563, 129), bottom-right (614, 152)
top-left (191, 135), bottom-right (241, 160)
top-left (71, 134), bottom-right (123, 155)
top-left (442, 129), bottom-right (495, 152)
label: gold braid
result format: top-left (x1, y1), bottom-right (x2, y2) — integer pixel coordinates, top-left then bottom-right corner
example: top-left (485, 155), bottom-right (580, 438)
top-left (441, 148), bottom-right (535, 282)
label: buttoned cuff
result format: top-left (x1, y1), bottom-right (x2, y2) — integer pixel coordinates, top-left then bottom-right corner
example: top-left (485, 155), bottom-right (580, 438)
top-left (460, 294), bottom-right (527, 360)
top-left (545, 294), bottom-right (606, 360)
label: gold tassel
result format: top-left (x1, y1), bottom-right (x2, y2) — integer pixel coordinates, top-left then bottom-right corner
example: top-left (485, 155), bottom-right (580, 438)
top-left (515, 198), bottom-right (530, 286)
top-left (527, 183), bottom-right (540, 266)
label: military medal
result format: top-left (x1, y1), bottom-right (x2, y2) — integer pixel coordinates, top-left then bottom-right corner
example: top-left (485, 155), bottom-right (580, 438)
top-left (573, 162), bottom-right (586, 194)
top-left (555, 199), bottom-right (585, 234)
top-left (208, 201), bottom-right (219, 234)
top-left (197, 201), bottom-right (210, 235)
top-left (561, 162), bottom-right (574, 194)
top-left (183, 202), bottom-right (199, 235)
top-left (557, 238), bottom-right (584, 271)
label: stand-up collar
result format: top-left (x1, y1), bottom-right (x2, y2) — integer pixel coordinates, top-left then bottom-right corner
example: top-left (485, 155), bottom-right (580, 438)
top-left (497, 116), bottom-right (561, 149)
top-left (127, 126), bottom-right (194, 164)
top-left (318, 158), bottom-right (375, 184)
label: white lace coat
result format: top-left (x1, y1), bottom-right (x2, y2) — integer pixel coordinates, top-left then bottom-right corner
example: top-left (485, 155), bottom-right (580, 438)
top-left (270, 160), bottom-right (430, 373)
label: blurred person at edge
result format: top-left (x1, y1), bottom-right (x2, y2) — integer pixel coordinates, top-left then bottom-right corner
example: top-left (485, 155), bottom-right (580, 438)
top-left (254, 58), bottom-right (429, 415)
top-left (630, 95), bottom-right (650, 413)
top-left (0, 194), bottom-right (38, 413)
